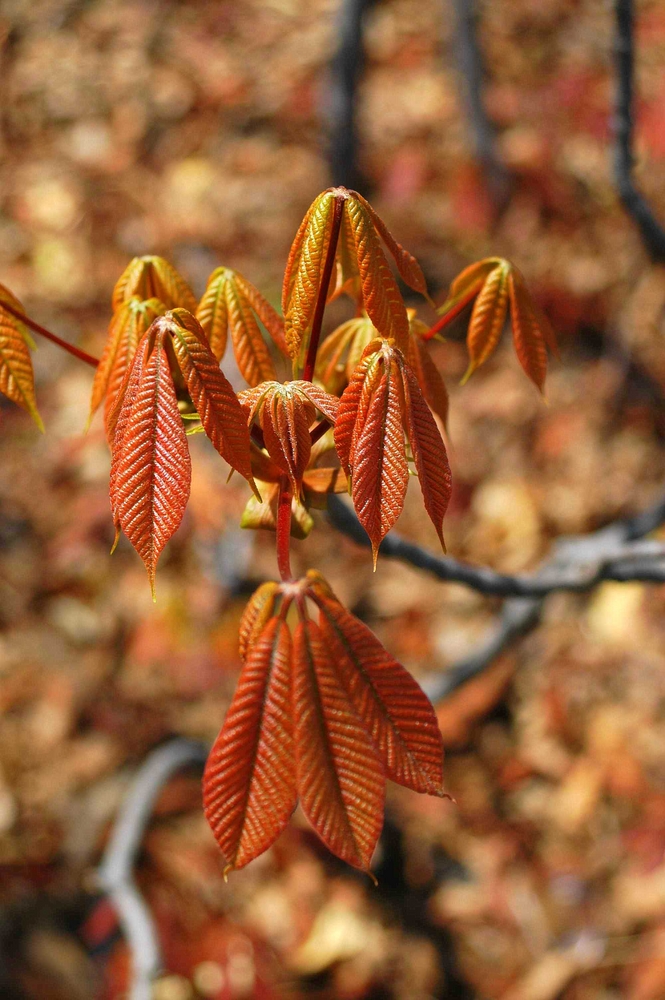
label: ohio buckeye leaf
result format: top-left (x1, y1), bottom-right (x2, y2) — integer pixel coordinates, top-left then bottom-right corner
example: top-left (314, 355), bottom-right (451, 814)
top-left (406, 321), bottom-right (449, 430)
top-left (204, 617), bottom-right (296, 873)
top-left (461, 259), bottom-right (510, 384)
top-left (167, 310), bottom-right (259, 499)
top-left (283, 190), bottom-right (337, 361)
top-left (316, 315), bottom-right (376, 394)
top-left (224, 276), bottom-right (277, 387)
top-left (90, 297), bottom-right (166, 425)
top-left (400, 363), bottom-right (452, 550)
top-left (308, 573), bottom-right (445, 796)
top-left (334, 343), bottom-right (383, 478)
top-left (355, 192), bottom-right (432, 303)
top-left (429, 259), bottom-right (497, 336)
top-left (238, 581), bottom-right (282, 661)
top-left (509, 270), bottom-right (554, 392)
top-left (112, 256), bottom-right (197, 313)
top-left (110, 335), bottom-right (191, 597)
top-left (293, 619), bottom-right (385, 873)
top-left (344, 196), bottom-right (409, 352)
top-left (0, 288), bottom-right (43, 430)
top-left (195, 268), bottom-right (229, 360)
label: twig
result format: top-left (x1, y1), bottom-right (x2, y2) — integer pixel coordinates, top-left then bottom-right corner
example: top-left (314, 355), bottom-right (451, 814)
top-left (451, 0), bottom-right (511, 208)
top-left (96, 739), bottom-right (208, 1000)
top-left (327, 0), bottom-right (373, 191)
top-left (327, 492), bottom-right (665, 702)
top-left (1, 298), bottom-right (100, 368)
top-left (613, 0), bottom-right (665, 260)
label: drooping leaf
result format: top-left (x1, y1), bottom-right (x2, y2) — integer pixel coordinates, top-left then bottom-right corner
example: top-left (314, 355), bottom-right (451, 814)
top-left (316, 315), bottom-right (376, 394)
top-left (350, 359), bottom-right (409, 565)
top-left (508, 270), bottom-right (552, 392)
top-left (204, 617), bottom-right (296, 873)
top-left (233, 272), bottom-right (287, 357)
top-left (90, 297), bottom-right (166, 425)
top-left (0, 288), bottom-right (43, 430)
top-left (112, 256), bottom-right (197, 313)
top-left (110, 335), bottom-right (191, 597)
top-left (109, 337), bottom-right (148, 538)
top-left (354, 192), bottom-right (431, 302)
top-left (406, 320), bottom-right (449, 430)
top-left (430, 258), bottom-right (557, 391)
top-left (167, 310), bottom-right (259, 498)
top-left (307, 572), bottom-right (445, 796)
top-left (400, 362), bottom-right (452, 550)
top-left (195, 268), bottom-right (229, 361)
top-left (293, 618), bottom-right (385, 872)
top-left (344, 196), bottom-right (409, 352)
top-left (283, 191), bottom-right (337, 361)
top-left (334, 344), bottom-right (383, 478)
top-left (461, 259), bottom-right (510, 384)
top-left (238, 581), bottom-right (282, 661)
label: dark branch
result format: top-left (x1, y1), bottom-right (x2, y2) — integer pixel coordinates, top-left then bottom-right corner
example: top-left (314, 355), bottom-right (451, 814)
top-left (328, 491), bottom-right (665, 702)
top-left (451, 0), bottom-right (511, 208)
top-left (613, 0), bottom-right (665, 260)
top-left (327, 0), bottom-right (373, 191)
top-left (96, 739), bottom-right (208, 1000)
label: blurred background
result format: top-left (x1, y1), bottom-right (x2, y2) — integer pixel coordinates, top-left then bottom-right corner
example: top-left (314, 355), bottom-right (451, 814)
top-left (2, 0), bottom-right (665, 997)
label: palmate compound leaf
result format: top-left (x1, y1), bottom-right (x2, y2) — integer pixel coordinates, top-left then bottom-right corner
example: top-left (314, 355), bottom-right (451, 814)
top-left (238, 380), bottom-right (339, 494)
top-left (203, 617), bottom-right (296, 873)
top-left (89, 297), bottom-right (166, 432)
top-left (203, 572), bottom-right (446, 875)
top-left (335, 340), bottom-right (451, 564)
top-left (406, 319), bottom-right (450, 431)
top-left (111, 255), bottom-right (197, 313)
top-left (431, 258), bottom-right (557, 392)
top-left (110, 331), bottom-right (191, 598)
top-left (166, 309), bottom-right (259, 498)
top-left (283, 188), bottom-right (430, 366)
top-left (0, 285), bottom-right (43, 430)
top-left (196, 267), bottom-right (286, 383)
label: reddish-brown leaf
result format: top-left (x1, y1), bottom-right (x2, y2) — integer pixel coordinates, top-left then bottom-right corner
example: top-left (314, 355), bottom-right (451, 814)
top-left (167, 310), bottom-right (259, 498)
top-left (344, 197), bottom-right (409, 351)
top-left (238, 581), bottom-right (282, 661)
top-left (308, 576), bottom-right (444, 796)
top-left (461, 259), bottom-right (510, 383)
top-left (316, 315), bottom-right (376, 393)
top-left (233, 272), bottom-right (287, 357)
top-left (293, 619), bottom-right (385, 872)
top-left (406, 327), bottom-right (449, 430)
top-left (110, 337), bottom-right (191, 597)
top-left (351, 361), bottom-right (409, 565)
top-left (90, 297), bottom-right (166, 424)
top-left (225, 277), bottom-right (277, 387)
top-left (400, 362), bottom-right (451, 551)
top-left (109, 339), bottom-right (147, 533)
top-left (334, 343), bottom-right (383, 477)
top-left (508, 270), bottom-right (550, 392)
top-left (261, 388), bottom-right (314, 492)
top-left (283, 191), bottom-right (337, 361)
top-left (0, 289), bottom-right (43, 430)
top-left (195, 268), bottom-right (229, 361)
top-left (204, 617), bottom-right (296, 872)
top-left (355, 192), bottom-right (431, 301)
top-left (112, 256), bottom-right (197, 313)
top-left (431, 259), bottom-right (497, 335)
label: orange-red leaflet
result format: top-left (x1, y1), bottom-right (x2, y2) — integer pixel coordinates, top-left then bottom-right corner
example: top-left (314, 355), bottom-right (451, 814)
top-left (196, 267), bottom-right (287, 383)
top-left (282, 187), bottom-right (430, 364)
top-left (239, 380), bottom-right (339, 494)
top-left (203, 572), bottom-right (446, 875)
top-left (111, 255), bottom-right (197, 314)
top-left (0, 284), bottom-right (43, 431)
top-left (89, 297), bottom-right (166, 434)
top-left (429, 258), bottom-right (558, 392)
top-left (110, 329), bottom-right (191, 599)
top-left (335, 340), bottom-right (452, 564)
top-left (110, 310), bottom-right (259, 593)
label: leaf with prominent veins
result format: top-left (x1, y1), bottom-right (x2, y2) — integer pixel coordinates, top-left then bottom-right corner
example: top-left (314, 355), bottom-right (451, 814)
top-left (112, 256), bottom-right (197, 313)
top-left (204, 617), bottom-right (296, 872)
top-left (111, 335), bottom-right (191, 597)
top-left (167, 310), bottom-right (259, 498)
top-left (293, 618), bottom-right (385, 872)
top-left (0, 286), bottom-right (43, 430)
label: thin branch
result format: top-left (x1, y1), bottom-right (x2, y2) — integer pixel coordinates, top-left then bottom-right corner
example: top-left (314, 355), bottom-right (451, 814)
top-left (96, 739), bottom-right (208, 1000)
top-left (613, 0), bottom-right (665, 260)
top-left (327, 494), bottom-right (665, 597)
top-left (328, 491), bottom-right (665, 702)
top-left (327, 0), bottom-right (373, 191)
top-left (451, 0), bottom-right (511, 208)
top-left (1, 298), bottom-right (100, 368)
